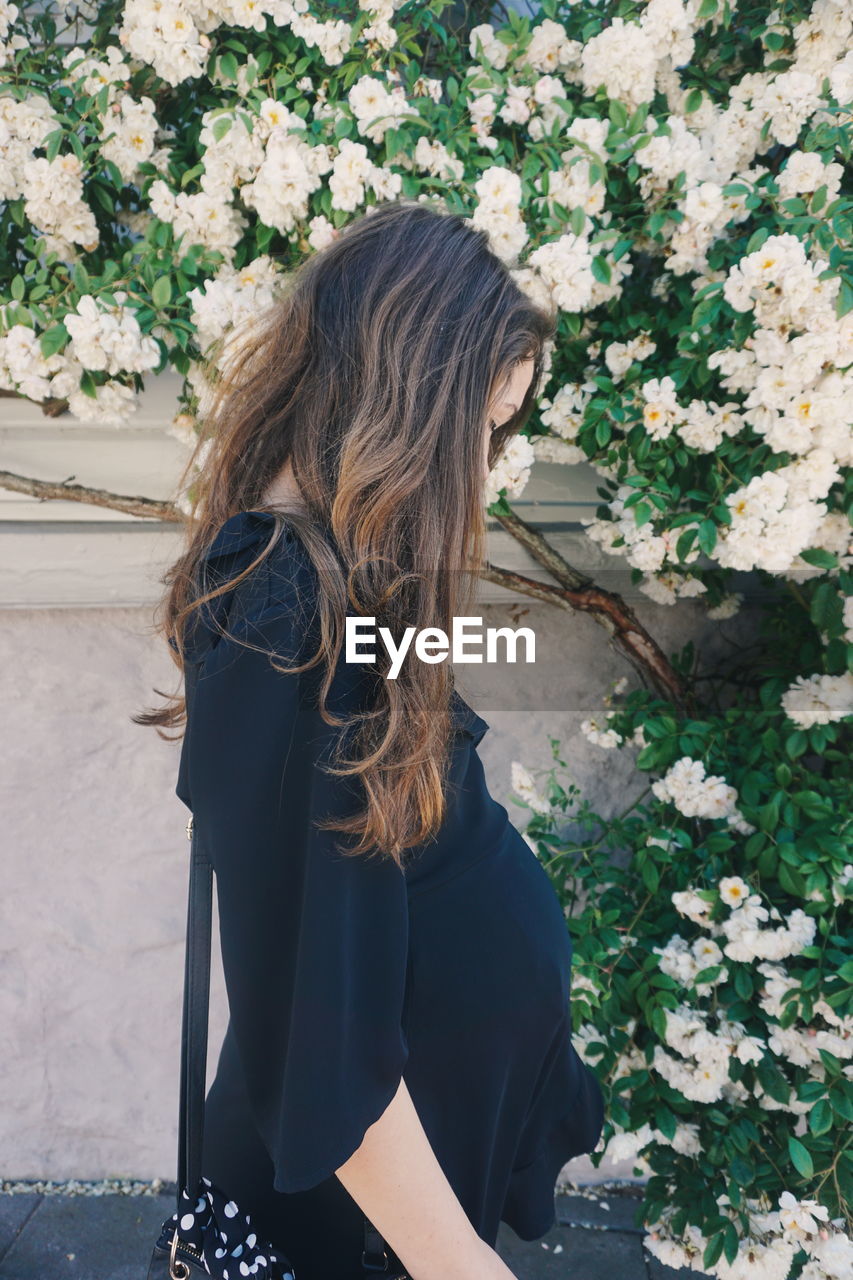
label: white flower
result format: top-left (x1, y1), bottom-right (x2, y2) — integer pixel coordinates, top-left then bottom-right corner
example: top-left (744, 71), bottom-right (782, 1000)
top-left (641, 375), bottom-right (682, 441)
top-left (485, 433), bottom-right (535, 505)
top-left (719, 876), bottom-right (750, 909)
top-left (64, 294), bottom-right (160, 376)
top-left (671, 889), bottom-right (713, 926)
top-left (652, 757), bottom-right (741, 822)
top-left (781, 671), bottom-right (853, 728)
top-left (580, 716), bottom-right (623, 748)
top-left (604, 334), bottom-right (656, 379)
top-left (777, 1191), bottom-right (830, 1237)
top-left (21, 153), bottom-right (99, 253)
top-left (706, 593), bottom-right (744, 620)
top-left (469, 23), bottom-right (509, 70)
top-left (778, 150), bottom-right (844, 201)
top-left (528, 233), bottom-right (595, 312)
top-left (580, 17), bottom-right (657, 110)
top-left (188, 256), bottom-right (283, 357)
top-left (510, 762), bottom-right (550, 814)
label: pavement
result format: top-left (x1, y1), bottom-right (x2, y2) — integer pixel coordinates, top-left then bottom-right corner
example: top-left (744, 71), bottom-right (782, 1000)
top-left (0, 1180), bottom-right (688, 1280)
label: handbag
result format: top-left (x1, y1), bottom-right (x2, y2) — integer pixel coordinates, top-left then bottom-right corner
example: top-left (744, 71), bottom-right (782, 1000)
top-left (147, 814), bottom-right (409, 1280)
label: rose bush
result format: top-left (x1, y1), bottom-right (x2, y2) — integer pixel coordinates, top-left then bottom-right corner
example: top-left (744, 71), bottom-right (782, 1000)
top-left (1, 0), bottom-right (850, 1274)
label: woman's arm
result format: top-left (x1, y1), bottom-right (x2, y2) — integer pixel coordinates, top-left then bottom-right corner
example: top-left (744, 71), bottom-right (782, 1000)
top-left (336, 1076), bottom-right (518, 1280)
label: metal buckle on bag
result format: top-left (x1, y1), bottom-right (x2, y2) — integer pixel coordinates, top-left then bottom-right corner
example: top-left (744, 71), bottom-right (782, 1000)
top-left (362, 1250), bottom-right (409, 1277)
top-left (169, 1228), bottom-right (192, 1279)
top-left (361, 1249), bottom-right (389, 1273)
top-left (186, 814), bottom-right (194, 840)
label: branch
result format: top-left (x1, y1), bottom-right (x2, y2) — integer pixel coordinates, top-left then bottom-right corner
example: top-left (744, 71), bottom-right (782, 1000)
top-left (487, 508), bottom-right (693, 714)
top-left (0, 388), bottom-right (69, 417)
top-left (1, 469), bottom-right (692, 711)
top-left (0, 469), bottom-right (183, 521)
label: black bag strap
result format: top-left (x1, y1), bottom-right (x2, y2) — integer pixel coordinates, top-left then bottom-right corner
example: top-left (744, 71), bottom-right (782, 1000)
top-left (177, 814), bottom-right (395, 1276)
top-left (176, 814), bottom-right (212, 1199)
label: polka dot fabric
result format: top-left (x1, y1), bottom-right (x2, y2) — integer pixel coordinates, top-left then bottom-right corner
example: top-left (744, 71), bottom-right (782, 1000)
top-left (153, 1177), bottom-right (296, 1279)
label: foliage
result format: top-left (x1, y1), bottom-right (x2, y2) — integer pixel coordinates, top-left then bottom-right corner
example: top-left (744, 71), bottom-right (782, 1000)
top-left (1, 0), bottom-right (851, 1273)
top-left (514, 589), bottom-right (851, 1274)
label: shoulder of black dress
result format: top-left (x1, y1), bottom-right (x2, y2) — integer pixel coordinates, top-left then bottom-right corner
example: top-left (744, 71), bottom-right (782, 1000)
top-left (180, 511), bottom-right (317, 665)
top-left (200, 509), bottom-right (303, 567)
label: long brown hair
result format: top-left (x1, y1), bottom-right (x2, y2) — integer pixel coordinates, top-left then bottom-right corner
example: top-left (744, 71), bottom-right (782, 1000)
top-left (137, 198), bottom-right (556, 869)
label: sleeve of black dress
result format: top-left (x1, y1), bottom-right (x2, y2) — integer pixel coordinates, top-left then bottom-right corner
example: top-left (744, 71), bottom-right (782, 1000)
top-left (185, 598), bottom-right (410, 1195)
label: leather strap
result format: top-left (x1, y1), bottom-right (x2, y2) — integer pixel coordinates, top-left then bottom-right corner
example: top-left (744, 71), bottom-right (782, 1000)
top-left (177, 815), bottom-right (392, 1275)
top-left (177, 817), bottom-right (212, 1198)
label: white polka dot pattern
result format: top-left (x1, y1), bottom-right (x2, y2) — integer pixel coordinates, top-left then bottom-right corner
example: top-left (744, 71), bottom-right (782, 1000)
top-left (160, 1176), bottom-right (296, 1279)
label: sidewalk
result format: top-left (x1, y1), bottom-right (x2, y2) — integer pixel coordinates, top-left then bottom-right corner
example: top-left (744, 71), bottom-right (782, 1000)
top-left (0, 1180), bottom-right (684, 1279)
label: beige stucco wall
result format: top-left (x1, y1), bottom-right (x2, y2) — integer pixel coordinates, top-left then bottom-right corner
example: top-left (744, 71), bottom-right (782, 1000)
top-left (1, 589), bottom-right (755, 1190)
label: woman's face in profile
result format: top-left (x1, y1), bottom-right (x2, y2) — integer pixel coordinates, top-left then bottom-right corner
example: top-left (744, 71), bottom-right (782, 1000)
top-left (483, 357), bottom-right (536, 484)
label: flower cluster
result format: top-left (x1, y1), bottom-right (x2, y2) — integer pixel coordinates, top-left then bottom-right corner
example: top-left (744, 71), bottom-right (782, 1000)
top-left (2, 2), bottom-right (851, 1270)
top-left (0, 290), bottom-right (160, 420)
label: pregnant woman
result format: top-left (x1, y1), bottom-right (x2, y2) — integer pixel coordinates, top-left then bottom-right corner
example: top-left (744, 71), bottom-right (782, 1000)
top-left (148, 199), bottom-right (605, 1280)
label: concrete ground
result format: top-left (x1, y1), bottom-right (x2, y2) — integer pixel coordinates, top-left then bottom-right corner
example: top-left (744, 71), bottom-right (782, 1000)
top-left (0, 1181), bottom-right (689, 1279)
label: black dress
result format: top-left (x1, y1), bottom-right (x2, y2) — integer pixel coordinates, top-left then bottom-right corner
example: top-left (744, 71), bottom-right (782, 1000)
top-left (173, 510), bottom-right (605, 1280)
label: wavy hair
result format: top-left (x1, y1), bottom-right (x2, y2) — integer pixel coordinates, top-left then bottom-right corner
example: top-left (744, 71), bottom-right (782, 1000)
top-left (136, 198), bottom-right (556, 869)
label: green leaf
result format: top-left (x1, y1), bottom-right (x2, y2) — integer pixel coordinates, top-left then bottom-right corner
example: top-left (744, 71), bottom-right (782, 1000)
top-left (39, 323), bottom-right (69, 357)
top-left (641, 859), bottom-right (660, 892)
top-left (684, 88), bottom-right (703, 113)
top-left (180, 163), bottom-right (204, 189)
top-left (10, 275), bottom-right (25, 302)
top-left (697, 519), bottom-right (717, 556)
top-left (655, 1104), bottom-right (677, 1140)
top-left (831, 1089), bottom-right (853, 1123)
top-left (608, 100), bottom-right (628, 129)
top-left (801, 547), bottom-right (839, 569)
top-left (746, 227), bottom-right (770, 254)
top-left (594, 418), bottom-right (612, 448)
top-left (44, 129), bottom-right (64, 164)
top-left (788, 1136), bottom-right (814, 1178)
top-left (255, 222), bottom-right (276, 254)
top-left (212, 115), bottom-right (234, 143)
top-left (151, 276), bottom-right (172, 308)
top-left (521, 151), bottom-right (539, 183)
top-left (67, 130), bottom-right (84, 162)
top-left (676, 526), bottom-right (697, 561)
top-left (79, 370), bottom-right (98, 399)
top-left (650, 1005), bottom-right (668, 1040)
top-left (808, 1096), bottom-right (832, 1140)
top-left (219, 52), bottom-right (238, 82)
top-left (764, 30), bottom-right (787, 50)
top-left (838, 277), bottom-right (853, 318)
top-left (591, 255), bottom-right (611, 284)
top-left (758, 1059), bottom-right (790, 1105)
top-left (733, 966), bottom-right (753, 1000)
top-left (810, 580), bottom-right (842, 628)
top-left (703, 1232), bottom-right (725, 1269)
top-left (569, 206), bottom-right (586, 236)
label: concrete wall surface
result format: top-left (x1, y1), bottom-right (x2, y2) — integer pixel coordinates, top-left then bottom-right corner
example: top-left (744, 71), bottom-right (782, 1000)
top-left (1, 590), bottom-right (757, 1191)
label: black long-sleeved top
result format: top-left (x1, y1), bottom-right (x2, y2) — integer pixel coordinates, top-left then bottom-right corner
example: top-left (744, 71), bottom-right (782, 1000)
top-left (173, 510), bottom-right (605, 1280)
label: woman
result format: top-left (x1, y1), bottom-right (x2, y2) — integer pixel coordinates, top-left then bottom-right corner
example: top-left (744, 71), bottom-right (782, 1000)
top-left (142, 199), bottom-right (605, 1280)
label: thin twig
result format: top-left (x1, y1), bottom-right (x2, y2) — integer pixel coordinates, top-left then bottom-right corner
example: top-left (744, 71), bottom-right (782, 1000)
top-left (0, 469), bottom-right (183, 522)
top-left (487, 508), bottom-right (693, 713)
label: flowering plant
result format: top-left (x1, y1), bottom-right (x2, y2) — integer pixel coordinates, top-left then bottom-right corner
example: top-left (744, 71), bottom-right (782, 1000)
top-left (513, 587), bottom-right (851, 1276)
top-left (1, 0), bottom-right (851, 1274)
